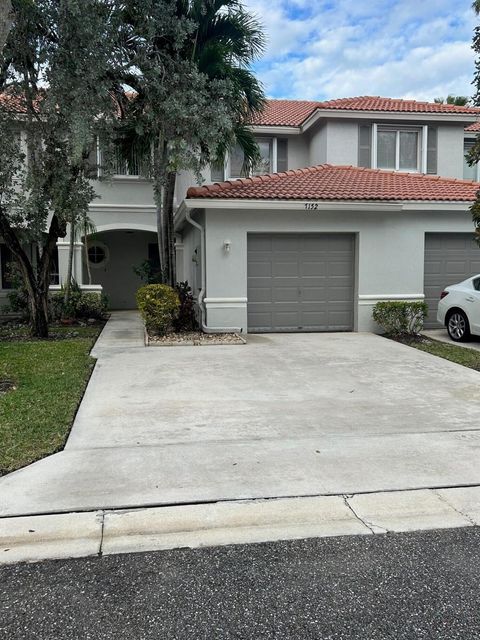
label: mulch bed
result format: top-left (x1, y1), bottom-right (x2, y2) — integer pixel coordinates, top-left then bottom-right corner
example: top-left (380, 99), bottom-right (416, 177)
top-left (147, 331), bottom-right (246, 346)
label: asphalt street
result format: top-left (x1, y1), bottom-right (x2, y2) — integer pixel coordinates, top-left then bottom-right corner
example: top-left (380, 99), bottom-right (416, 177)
top-left (1, 527), bottom-right (480, 639)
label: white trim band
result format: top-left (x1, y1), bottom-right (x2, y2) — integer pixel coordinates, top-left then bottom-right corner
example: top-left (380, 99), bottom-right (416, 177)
top-left (358, 293), bottom-right (425, 306)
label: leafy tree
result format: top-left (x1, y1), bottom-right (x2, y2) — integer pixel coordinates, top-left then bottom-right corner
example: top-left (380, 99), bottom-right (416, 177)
top-left (434, 95), bottom-right (470, 106)
top-left (0, 0), bottom-right (119, 336)
top-left (114, 0), bottom-right (265, 286)
top-left (469, 1), bottom-right (480, 241)
top-left (0, 0), bottom-right (12, 52)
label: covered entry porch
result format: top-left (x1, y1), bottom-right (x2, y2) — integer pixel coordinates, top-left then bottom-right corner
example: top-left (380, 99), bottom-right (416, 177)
top-left (57, 225), bottom-right (159, 309)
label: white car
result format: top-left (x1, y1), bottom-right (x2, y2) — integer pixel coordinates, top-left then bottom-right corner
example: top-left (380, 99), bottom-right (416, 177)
top-left (437, 274), bottom-right (480, 341)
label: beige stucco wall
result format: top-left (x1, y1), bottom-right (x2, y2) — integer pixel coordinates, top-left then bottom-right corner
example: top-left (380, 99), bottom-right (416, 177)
top-left (182, 205), bottom-right (476, 333)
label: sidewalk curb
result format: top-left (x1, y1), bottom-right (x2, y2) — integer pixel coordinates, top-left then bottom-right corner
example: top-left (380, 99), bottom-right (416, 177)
top-left (1, 487), bottom-right (480, 566)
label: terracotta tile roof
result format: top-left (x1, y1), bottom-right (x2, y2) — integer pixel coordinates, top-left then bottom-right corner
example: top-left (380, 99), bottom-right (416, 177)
top-left (249, 100), bottom-right (321, 126)
top-left (0, 92), bottom-right (29, 113)
top-left (187, 164), bottom-right (480, 202)
top-left (251, 97), bottom-right (480, 127)
top-left (316, 96), bottom-right (480, 114)
top-left (466, 121), bottom-right (480, 132)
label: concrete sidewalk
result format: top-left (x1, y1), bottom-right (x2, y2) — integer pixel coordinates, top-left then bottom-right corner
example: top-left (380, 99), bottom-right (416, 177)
top-left (2, 311), bottom-right (480, 543)
top-left (423, 328), bottom-right (480, 352)
top-left (2, 486), bottom-right (480, 565)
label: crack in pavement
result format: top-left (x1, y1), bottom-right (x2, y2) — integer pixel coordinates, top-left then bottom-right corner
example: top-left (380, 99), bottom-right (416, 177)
top-left (97, 511), bottom-right (105, 557)
top-left (434, 490), bottom-right (479, 527)
top-left (342, 495), bottom-right (389, 534)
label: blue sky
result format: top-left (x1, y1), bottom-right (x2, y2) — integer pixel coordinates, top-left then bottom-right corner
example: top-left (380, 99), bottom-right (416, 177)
top-left (244, 0), bottom-right (478, 101)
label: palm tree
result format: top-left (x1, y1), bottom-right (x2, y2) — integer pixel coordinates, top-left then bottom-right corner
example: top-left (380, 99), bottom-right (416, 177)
top-left (115, 0), bottom-right (266, 286)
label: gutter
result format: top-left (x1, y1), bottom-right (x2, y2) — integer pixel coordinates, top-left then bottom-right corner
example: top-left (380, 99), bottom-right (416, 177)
top-left (185, 209), bottom-right (242, 334)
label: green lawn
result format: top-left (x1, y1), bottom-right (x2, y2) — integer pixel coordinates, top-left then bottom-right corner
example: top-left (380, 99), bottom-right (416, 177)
top-left (396, 336), bottom-right (480, 371)
top-left (0, 325), bottom-right (102, 475)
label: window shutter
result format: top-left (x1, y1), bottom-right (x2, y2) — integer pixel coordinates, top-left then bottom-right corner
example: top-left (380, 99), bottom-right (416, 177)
top-left (426, 127), bottom-right (437, 174)
top-left (358, 125), bottom-right (372, 168)
top-left (210, 162), bottom-right (225, 182)
top-left (276, 139), bottom-right (288, 172)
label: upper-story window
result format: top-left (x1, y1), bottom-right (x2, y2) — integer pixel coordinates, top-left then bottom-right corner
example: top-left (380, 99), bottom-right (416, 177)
top-left (464, 140), bottom-right (478, 180)
top-left (359, 124), bottom-right (437, 174)
top-left (377, 127), bottom-right (420, 171)
top-left (86, 138), bottom-right (149, 179)
top-left (211, 137), bottom-right (288, 182)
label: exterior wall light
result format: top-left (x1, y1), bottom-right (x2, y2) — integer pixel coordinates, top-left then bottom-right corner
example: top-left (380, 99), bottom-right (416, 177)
top-left (223, 239), bottom-right (231, 253)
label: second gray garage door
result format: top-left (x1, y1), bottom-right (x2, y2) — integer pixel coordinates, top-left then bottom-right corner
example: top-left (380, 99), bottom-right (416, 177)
top-left (424, 232), bottom-right (480, 328)
top-left (247, 233), bottom-right (355, 332)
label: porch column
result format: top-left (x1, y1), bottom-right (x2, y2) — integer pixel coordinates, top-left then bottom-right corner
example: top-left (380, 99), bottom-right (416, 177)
top-left (56, 240), bottom-right (84, 286)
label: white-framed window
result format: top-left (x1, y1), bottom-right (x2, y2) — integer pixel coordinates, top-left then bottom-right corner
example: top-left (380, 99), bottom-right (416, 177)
top-left (211, 137), bottom-right (288, 182)
top-left (464, 139), bottom-right (479, 180)
top-left (373, 124), bottom-right (427, 173)
top-left (87, 243), bottom-right (109, 268)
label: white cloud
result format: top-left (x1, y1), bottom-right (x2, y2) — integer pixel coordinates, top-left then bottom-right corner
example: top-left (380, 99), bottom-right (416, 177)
top-left (244, 0), bottom-right (478, 101)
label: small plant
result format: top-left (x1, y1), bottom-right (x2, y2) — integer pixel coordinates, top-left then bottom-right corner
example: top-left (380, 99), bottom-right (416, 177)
top-left (373, 301), bottom-right (428, 336)
top-left (173, 281), bottom-right (198, 332)
top-left (133, 259), bottom-right (162, 284)
top-left (136, 284), bottom-right (180, 336)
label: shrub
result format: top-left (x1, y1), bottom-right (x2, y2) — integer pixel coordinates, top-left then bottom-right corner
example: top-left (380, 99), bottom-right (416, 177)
top-left (2, 264), bottom-right (29, 319)
top-left (75, 292), bottom-right (108, 319)
top-left (49, 287), bottom-right (108, 321)
top-left (136, 284), bottom-right (180, 335)
top-left (173, 281), bottom-right (198, 332)
top-left (372, 301), bottom-right (428, 336)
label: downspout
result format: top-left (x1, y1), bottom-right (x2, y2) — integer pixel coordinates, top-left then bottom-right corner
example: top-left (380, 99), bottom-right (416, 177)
top-left (185, 209), bottom-right (242, 334)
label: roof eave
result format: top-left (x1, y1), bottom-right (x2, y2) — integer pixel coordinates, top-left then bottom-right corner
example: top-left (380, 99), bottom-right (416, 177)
top-left (300, 109), bottom-right (480, 132)
top-left (181, 197), bottom-right (473, 212)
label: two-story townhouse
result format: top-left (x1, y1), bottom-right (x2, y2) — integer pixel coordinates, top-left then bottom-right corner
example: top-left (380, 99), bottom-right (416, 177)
top-left (176, 96), bottom-right (480, 333)
top-left (2, 95), bottom-right (480, 333)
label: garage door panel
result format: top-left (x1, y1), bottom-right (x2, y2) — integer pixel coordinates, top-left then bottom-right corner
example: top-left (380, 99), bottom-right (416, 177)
top-left (248, 233), bottom-right (354, 332)
top-left (301, 262), bottom-right (327, 277)
top-left (249, 236), bottom-right (273, 252)
top-left (273, 261), bottom-right (299, 277)
top-left (424, 233), bottom-right (480, 328)
top-left (248, 288), bottom-right (272, 303)
top-left (273, 287), bottom-right (299, 303)
top-left (248, 261), bottom-right (272, 277)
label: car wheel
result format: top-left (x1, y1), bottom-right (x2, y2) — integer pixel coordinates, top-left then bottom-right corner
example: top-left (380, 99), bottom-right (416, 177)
top-left (447, 310), bottom-right (471, 342)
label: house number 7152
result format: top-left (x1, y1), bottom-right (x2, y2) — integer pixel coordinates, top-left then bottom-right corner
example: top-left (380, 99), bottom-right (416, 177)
top-left (304, 202), bottom-right (319, 210)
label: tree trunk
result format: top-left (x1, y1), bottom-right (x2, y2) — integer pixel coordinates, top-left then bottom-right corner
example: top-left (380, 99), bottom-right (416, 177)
top-left (29, 288), bottom-right (49, 337)
top-left (153, 133), bottom-right (169, 283)
top-left (163, 171), bottom-right (177, 287)
top-left (0, 208), bottom-right (65, 338)
top-left (0, 0), bottom-right (12, 53)
top-left (84, 225), bottom-right (92, 285)
top-left (63, 220), bottom-right (75, 306)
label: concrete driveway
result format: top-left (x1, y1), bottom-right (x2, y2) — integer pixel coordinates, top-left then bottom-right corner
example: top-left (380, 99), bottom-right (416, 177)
top-left (2, 311), bottom-right (480, 517)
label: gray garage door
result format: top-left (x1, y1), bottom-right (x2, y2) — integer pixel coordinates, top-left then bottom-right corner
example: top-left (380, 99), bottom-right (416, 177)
top-left (424, 233), bottom-right (480, 328)
top-left (247, 233), bottom-right (355, 332)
